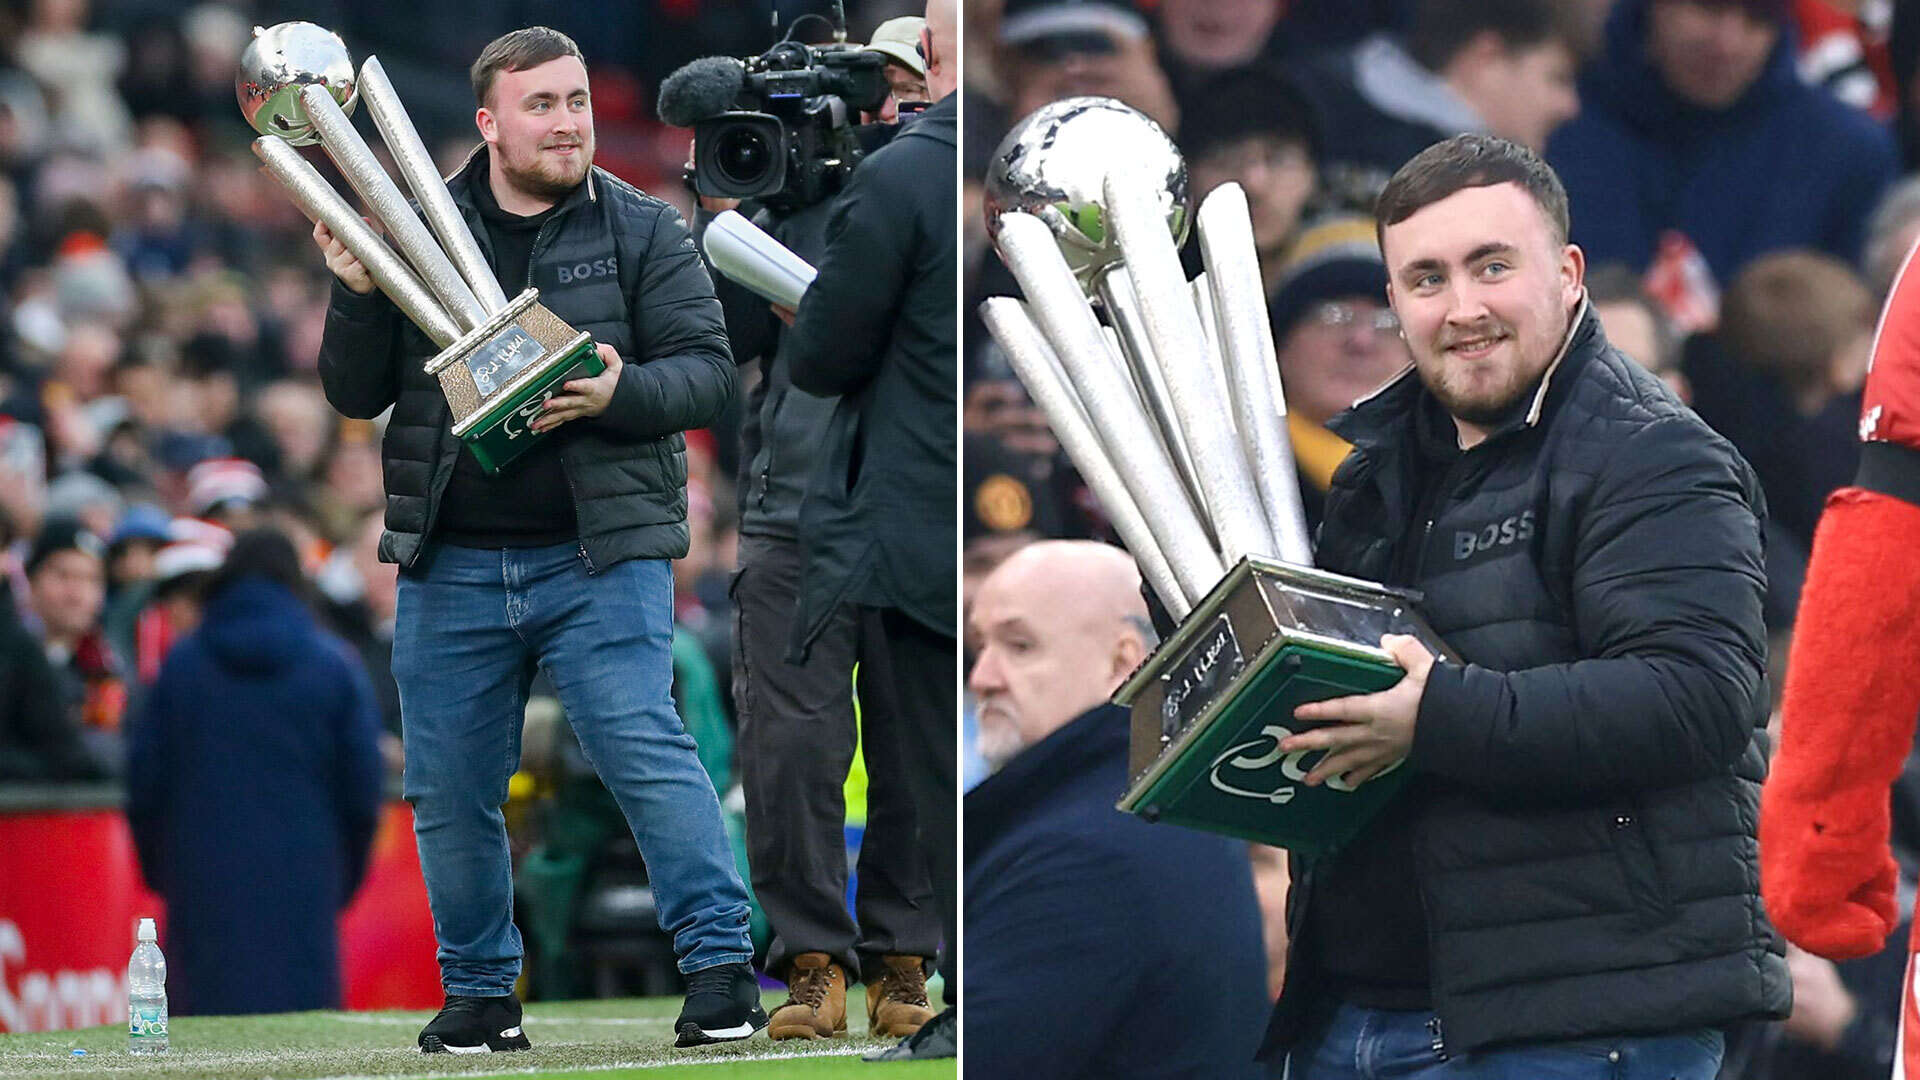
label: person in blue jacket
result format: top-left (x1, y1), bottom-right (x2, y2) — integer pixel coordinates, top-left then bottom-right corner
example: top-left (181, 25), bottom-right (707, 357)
top-left (127, 527), bottom-right (384, 1016)
top-left (1547, 0), bottom-right (1896, 290)
top-left (965, 541), bottom-right (1269, 1079)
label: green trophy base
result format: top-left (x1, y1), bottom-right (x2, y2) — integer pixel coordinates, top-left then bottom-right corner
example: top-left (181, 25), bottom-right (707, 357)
top-left (1114, 556), bottom-right (1455, 857)
top-left (429, 288), bottom-right (604, 475)
top-left (455, 337), bottom-right (603, 474)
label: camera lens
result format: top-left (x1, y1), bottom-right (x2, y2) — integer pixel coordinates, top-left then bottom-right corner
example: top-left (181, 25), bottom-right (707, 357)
top-left (716, 128), bottom-right (772, 185)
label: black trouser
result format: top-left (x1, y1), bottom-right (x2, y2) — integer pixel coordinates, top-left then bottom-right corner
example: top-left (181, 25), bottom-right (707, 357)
top-left (863, 605), bottom-right (957, 999)
top-left (732, 533), bottom-right (940, 984)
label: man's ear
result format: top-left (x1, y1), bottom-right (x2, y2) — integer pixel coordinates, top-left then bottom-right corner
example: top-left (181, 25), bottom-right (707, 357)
top-left (1111, 631), bottom-right (1147, 686)
top-left (476, 107), bottom-right (497, 144)
top-left (1561, 242), bottom-right (1586, 309)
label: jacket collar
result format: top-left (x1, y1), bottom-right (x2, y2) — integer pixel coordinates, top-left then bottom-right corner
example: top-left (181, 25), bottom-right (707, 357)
top-left (450, 143), bottom-right (598, 217)
top-left (965, 703), bottom-right (1129, 850)
top-left (1331, 295), bottom-right (1597, 453)
top-left (900, 92), bottom-right (958, 147)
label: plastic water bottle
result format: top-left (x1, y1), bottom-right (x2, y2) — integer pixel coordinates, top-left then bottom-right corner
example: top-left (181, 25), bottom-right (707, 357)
top-left (127, 918), bottom-right (167, 1055)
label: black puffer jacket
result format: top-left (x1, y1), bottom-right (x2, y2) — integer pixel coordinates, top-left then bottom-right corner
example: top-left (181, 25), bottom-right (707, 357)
top-left (1261, 304), bottom-right (1791, 1056)
top-left (318, 149), bottom-right (734, 571)
top-left (785, 94), bottom-right (957, 646)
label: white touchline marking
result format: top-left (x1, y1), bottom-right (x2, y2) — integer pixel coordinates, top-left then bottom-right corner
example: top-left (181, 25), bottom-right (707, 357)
top-left (303, 1044), bottom-right (874, 1080)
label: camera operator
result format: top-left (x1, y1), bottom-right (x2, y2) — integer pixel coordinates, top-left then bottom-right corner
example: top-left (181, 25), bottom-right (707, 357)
top-left (778, 0), bottom-right (957, 1061)
top-left (685, 19), bottom-right (943, 1047)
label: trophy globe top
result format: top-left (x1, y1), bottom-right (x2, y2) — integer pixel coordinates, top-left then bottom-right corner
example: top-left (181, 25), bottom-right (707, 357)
top-left (237, 21), bottom-right (358, 147)
top-left (983, 96), bottom-right (1189, 291)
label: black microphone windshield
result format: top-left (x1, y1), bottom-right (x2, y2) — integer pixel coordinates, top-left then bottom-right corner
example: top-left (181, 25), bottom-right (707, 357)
top-left (658, 57), bottom-right (748, 128)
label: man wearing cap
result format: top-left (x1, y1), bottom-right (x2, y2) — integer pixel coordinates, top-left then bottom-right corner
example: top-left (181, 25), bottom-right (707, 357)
top-left (1265, 216), bottom-right (1415, 528)
top-left (694, 13), bottom-right (940, 1046)
top-left (863, 17), bottom-right (931, 124)
top-left (996, 0), bottom-right (1179, 134)
top-left (184, 457), bottom-right (269, 535)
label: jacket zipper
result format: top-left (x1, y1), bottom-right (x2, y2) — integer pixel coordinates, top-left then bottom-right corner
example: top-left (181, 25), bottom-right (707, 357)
top-left (1404, 449), bottom-right (1462, 1058)
top-left (527, 216), bottom-right (598, 575)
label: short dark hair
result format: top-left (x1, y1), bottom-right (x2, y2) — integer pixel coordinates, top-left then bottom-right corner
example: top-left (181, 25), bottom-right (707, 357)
top-left (471, 27), bottom-right (585, 107)
top-left (1374, 133), bottom-right (1570, 253)
top-left (207, 527), bottom-right (311, 608)
top-left (1720, 250), bottom-right (1873, 396)
top-left (1405, 0), bottom-right (1582, 72)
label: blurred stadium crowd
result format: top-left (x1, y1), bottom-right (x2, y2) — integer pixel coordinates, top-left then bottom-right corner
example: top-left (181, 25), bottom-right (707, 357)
top-left (962, 0), bottom-right (1920, 1076)
top-left (0, 0), bottom-right (916, 1005)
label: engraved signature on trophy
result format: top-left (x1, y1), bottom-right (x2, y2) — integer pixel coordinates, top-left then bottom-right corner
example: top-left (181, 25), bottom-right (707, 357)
top-left (1208, 723), bottom-right (1404, 802)
top-left (467, 325), bottom-right (543, 397)
top-left (1161, 614), bottom-right (1243, 741)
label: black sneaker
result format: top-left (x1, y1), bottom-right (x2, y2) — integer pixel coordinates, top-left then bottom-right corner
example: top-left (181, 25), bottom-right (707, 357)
top-left (862, 1006), bottom-right (955, 1062)
top-left (674, 962), bottom-right (769, 1047)
top-left (418, 993), bottom-right (533, 1054)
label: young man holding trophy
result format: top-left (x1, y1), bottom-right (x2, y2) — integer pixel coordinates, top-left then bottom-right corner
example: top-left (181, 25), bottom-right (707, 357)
top-left (244, 24), bottom-right (759, 1053)
top-left (1259, 135), bottom-right (1790, 1077)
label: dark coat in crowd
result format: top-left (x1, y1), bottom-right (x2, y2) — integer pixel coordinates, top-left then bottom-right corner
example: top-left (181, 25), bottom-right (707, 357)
top-left (0, 584), bottom-right (104, 781)
top-left (126, 577), bottom-right (384, 1016)
top-left (965, 704), bottom-right (1268, 1080)
top-left (1548, 0), bottom-right (1897, 284)
top-left (317, 148), bottom-right (734, 573)
top-left (1262, 305), bottom-right (1791, 1057)
top-left (785, 95), bottom-right (958, 649)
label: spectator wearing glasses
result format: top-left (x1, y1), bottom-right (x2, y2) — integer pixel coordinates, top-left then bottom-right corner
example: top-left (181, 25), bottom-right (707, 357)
top-left (1267, 216), bottom-right (1411, 528)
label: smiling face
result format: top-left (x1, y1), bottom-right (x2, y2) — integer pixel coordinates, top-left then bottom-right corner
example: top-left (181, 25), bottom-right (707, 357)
top-left (478, 55), bottom-right (595, 208)
top-left (1382, 181), bottom-right (1583, 442)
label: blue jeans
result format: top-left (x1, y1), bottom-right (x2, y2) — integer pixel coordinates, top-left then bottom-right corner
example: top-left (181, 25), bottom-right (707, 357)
top-left (393, 541), bottom-right (754, 995)
top-left (1286, 1003), bottom-right (1724, 1080)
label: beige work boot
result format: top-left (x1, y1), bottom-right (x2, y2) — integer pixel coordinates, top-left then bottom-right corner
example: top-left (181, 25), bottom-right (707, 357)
top-left (767, 952), bottom-right (847, 1039)
top-left (865, 955), bottom-right (935, 1038)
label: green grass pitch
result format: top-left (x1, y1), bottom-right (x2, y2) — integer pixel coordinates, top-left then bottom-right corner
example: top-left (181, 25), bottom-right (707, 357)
top-left (0, 993), bottom-right (956, 1080)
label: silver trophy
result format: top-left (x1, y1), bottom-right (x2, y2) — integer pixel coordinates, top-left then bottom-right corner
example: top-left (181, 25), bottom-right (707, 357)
top-left (979, 97), bottom-right (1421, 852)
top-left (984, 98), bottom-right (1307, 569)
top-left (240, 22), bottom-right (601, 474)
top-left (981, 97), bottom-right (1312, 613)
top-left (983, 96), bottom-right (1189, 287)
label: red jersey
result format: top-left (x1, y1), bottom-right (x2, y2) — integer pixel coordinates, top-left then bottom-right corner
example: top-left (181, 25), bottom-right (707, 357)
top-left (1862, 239), bottom-right (1920, 452)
